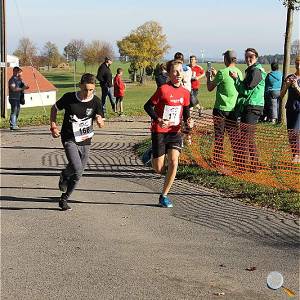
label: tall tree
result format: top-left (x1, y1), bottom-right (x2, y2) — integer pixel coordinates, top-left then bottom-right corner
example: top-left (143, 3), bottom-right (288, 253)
top-left (13, 37), bottom-right (37, 66)
top-left (42, 41), bottom-right (61, 70)
top-left (279, 0), bottom-right (300, 124)
top-left (63, 39), bottom-right (85, 73)
top-left (81, 40), bottom-right (114, 69)
top-left (117, 21), bottom-right (170, 83)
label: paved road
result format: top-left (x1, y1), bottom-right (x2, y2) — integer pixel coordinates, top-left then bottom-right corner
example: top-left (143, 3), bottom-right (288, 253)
top-left (1, 119), bottom-right (299, 300)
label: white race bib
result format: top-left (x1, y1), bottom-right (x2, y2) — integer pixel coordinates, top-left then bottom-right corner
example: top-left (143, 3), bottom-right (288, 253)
top-left (162, 105), bottom-right (181, 126)
top-left (72, 117), bottom-right (94, 142)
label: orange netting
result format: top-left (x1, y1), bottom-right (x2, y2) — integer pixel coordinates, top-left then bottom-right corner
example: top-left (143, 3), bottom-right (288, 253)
top-left (180, 112), bottom-right (300, 192)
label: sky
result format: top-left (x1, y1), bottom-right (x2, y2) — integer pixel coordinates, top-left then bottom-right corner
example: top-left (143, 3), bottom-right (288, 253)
top-left (6, 0), bottom-right (300, 61)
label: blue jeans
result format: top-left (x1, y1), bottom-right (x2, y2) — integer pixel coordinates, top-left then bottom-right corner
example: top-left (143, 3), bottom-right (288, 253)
top-left (101, 86), bottom-right (115, 115)
top-left (9, 98), bottom-right (21, 129)
top-left (265, 90), bottom-right (280, 120)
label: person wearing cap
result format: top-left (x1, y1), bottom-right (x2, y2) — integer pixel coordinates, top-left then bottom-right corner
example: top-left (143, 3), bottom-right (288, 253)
top-left (206, 50), bottom-right (243, 170)
top-left (230, 48), bottom-right (266, 172)
top-left (96, 56), bottom-right (116, 117)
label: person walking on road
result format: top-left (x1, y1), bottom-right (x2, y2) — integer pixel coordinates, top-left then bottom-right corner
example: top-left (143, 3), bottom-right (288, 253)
top-left (96, 56), bottom-right (116, 117)
top-left (8, 67), bottom-right (29, 130)
top-left (50, 73), bottom-right (104, 211)
top-left (143, 59), bottom-right (193, 208)
top-left (206, 50), bottom-right (243, 170)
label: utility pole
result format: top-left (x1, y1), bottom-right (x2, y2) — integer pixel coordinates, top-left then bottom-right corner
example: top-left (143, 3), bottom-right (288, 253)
top-left (0, 0), bottom-right (7, 118)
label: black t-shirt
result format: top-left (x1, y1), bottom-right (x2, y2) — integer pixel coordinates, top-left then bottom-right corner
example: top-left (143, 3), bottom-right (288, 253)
top-left (286, 74), bottom-right (300, 111)
top-left (56, 92), bottom-right (102, 145)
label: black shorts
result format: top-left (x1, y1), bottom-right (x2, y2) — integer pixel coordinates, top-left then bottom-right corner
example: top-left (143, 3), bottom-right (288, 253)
top-left (151, 132), bottom-right (183, 158)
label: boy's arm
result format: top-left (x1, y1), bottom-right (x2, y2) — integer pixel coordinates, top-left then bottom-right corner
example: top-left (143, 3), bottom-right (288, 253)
top-left (50, 105), bottom-right (60, 138)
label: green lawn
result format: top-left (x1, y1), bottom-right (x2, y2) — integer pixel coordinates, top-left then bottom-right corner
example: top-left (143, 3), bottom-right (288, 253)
top-left (0, 61), bottom-right (271, 128)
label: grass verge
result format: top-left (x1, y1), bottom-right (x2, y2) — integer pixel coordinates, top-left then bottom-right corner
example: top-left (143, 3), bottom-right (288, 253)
top-left (135, 138), bottom-right (300, 215)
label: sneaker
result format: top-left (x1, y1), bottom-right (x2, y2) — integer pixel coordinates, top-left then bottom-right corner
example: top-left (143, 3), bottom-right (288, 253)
top-left (159, 194), bottom-right (173, 208)
top-left (142, 147), bottom-right (152, 165)
top-left (58, 198), bottom-right (72, 211)
top-left (10, 126), bottom-right (20, 131)
top-left (58, 173), bottom-right (68, 193)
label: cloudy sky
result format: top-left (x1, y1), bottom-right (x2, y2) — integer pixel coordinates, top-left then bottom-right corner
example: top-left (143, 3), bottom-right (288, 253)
top-left (6, 0), bottom-right (300, 60)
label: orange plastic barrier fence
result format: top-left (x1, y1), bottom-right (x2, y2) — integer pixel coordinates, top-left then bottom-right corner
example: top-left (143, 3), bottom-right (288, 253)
top-left (181, 112), bottom-right (300, 192)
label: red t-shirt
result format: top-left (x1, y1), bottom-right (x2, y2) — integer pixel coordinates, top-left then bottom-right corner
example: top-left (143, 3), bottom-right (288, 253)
top-left (150, 82), bottom-right (190, 133)
top-left (113, 74), bottom-right (125, 97)
top-left (190, 65), bottom-right (205, 90)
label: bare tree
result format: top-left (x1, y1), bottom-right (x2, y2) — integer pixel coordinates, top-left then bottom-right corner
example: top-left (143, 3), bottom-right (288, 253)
top-left (279, 0), bottom-right (300, 124)
top-left (64, 39), bottom-right (85, 73)
top-left (41, 41), bottom-right (61, 70)
top-left (13, 37), bottom-right (37, 66)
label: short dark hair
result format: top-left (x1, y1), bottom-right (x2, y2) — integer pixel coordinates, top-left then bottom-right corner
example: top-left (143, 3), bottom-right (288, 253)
top-left (80, 73), bottom-right (96, 84)
top-left (166, 59), bottom-right (182, 73)
top-left (245, 48), bottom-right (259, 58)
top-left (174, 52), bottom-right (184, 62)
top-left (13, 66), bottom-right (22, 73)
top-left (190, 55), bottom-right (197, 60)
top-left (117, 68), bottom-right (123, 74)
top-left (271, 62), bottom-right (279, 71)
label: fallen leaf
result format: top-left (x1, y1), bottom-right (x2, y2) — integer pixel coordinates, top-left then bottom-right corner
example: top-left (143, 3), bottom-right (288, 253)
top-left (219, 264), bottom-right (226, 267)
top-left (213, 292), bottom-right (225, 296)
top-left (282, 286), bottom-right (296, 297)
top-left (245, 267), bottom-right (256, 271)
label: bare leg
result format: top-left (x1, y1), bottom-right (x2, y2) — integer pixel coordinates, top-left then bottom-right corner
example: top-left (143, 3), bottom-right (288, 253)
top-left (162, 148), bottom-right (180, 195)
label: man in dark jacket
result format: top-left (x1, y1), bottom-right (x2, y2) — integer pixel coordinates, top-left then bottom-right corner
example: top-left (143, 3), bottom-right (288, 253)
top-left (96, 57), bottom-right (116, 117)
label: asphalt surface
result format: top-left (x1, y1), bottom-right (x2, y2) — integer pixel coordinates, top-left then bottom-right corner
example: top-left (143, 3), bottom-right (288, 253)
top-left (1, 118), bottom-right (299, 300)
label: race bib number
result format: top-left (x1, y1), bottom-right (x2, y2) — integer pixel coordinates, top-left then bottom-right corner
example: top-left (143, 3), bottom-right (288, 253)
top-left (162, 105), bottom-right (181, 126)
top-left (72, 117), bottom-right (94, 142)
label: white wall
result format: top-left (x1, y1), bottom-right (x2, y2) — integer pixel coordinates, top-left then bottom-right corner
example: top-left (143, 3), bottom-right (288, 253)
top-left (7, 91), bottom-right (56, 108)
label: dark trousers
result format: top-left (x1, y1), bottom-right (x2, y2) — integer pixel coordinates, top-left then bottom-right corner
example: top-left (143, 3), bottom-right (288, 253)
top-left (61, 140), bottom-right (90, 199)
top-left (101, 86), bottom-right (115, 115)
top-left (239, 105), bottom-right (263, 170)
top-left (286, 108), bottom-right (300, 157)
top-left (212, 109), bottom-right (239, 165)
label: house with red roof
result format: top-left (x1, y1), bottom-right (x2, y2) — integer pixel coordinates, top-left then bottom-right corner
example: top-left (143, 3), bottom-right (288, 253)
top-left (7, 66), bottom-right (57, 108)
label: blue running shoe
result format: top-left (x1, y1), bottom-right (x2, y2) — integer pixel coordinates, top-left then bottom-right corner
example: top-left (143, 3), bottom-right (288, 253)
top-left (159, 195), bottom-right (173, 208)
top-left (142, 147), bottom-right (152, 165)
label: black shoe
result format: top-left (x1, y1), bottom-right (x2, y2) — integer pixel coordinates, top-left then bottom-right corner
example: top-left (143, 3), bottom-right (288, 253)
top-left (58, 174), bottom-right (68, 193)
top-left (58, 198), bottom-right (72, 211)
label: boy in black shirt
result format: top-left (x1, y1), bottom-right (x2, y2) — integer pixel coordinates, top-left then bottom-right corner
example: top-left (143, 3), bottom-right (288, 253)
top-left (50, 73), bottom-right (104, 211)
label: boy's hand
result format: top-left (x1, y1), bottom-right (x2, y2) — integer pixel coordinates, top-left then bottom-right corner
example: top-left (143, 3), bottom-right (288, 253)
top-left (50, 127), bottom-right (60, 138)
top-left (96, 115), bottom-right (104, 128)
top-left (158, 118), bottom-right (170, 128)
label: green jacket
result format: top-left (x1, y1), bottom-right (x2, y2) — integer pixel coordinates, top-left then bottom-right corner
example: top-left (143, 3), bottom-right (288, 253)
top-left (235, 63), bottom-right (266, 109)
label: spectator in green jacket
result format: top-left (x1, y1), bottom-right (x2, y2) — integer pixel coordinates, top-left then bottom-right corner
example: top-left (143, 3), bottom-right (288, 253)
top-left (230, 48), bottom-right (266, 172)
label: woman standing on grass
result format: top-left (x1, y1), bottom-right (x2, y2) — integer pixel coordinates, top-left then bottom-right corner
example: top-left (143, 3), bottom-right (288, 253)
top-left (280, 55), bottom-right (300, 163)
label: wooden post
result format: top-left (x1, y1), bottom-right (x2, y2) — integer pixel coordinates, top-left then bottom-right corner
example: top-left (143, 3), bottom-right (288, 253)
top-left (279, 4), bottom-right (294, 124)
top-left (0, 0), bottom-right (7, 118)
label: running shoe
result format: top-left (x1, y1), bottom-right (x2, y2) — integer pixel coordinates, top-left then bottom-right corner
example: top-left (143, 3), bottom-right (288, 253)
top-left (142, 147), bottom-right (152, 165)
top-left (58, 197), bottom-right (72, 211)
top-left (58, 173), bottom-right (68, 193)
top-left (159, 194), bottom-right (173, 208)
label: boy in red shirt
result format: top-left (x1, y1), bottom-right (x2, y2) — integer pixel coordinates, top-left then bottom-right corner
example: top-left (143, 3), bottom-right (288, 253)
top-left (189, 55), bottom-right (205, 112)
top-left (143, 59), bottom-right (192, 208)
top-left (113, 68), bottom-right (126, 116)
